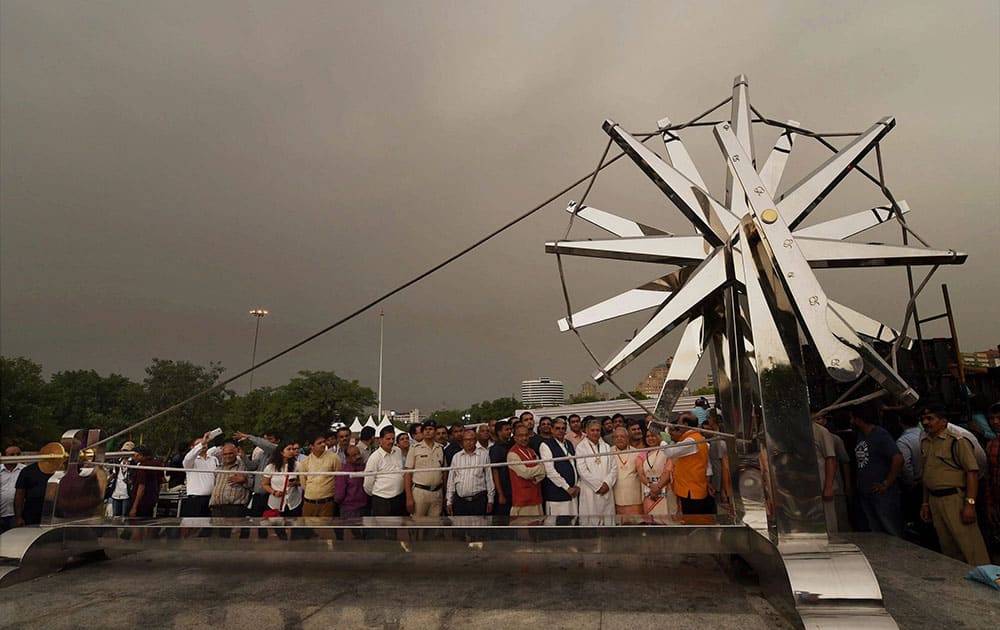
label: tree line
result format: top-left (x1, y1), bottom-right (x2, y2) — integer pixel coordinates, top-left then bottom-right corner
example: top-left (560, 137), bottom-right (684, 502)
top-left (1, 355), bottom-right (523, 455)
top-left (0, 355), bottom-right (375, 453)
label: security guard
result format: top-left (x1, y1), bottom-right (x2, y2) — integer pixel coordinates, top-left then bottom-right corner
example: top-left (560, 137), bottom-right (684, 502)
top-left (404, 421), bottom-right (446, 517)
top-left (919, 403), bottom-right (989, 566)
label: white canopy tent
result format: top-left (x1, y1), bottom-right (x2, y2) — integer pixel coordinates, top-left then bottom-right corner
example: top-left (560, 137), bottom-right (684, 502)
top-left (375, 414), bottom-right (393, 434)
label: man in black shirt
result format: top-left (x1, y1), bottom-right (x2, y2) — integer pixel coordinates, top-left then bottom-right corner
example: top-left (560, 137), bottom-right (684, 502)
top-left (489, 420), bottom-right (513, 518)
top-left (444, 423), bottom-right (464, 466)
top-left (15, 462), bottom-right (53, 526)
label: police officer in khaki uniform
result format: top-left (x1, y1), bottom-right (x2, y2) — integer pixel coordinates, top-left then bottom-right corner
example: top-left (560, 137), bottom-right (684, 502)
top-left (404, 421), bottom-right (446, 517)
top-left (919, 403), bottom-right (989, 566)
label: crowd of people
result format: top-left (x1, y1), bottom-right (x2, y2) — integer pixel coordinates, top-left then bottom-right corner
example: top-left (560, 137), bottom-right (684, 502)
top-left (2, 398), bottom-right (998, 567)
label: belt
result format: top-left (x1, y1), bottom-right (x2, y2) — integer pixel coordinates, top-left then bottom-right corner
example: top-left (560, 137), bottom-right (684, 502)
top-left (927, 487), bottom-right (961, 497)
top-left (413, 483), bottom-right (442, 492)
top-left (303, 497), bottom-right (334, 504)
top-left (457, 491), bottom-right (486, 502)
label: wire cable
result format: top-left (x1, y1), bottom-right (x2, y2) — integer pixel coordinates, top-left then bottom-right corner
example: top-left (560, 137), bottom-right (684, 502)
top-left (92, 144), bottom-right (641, 450)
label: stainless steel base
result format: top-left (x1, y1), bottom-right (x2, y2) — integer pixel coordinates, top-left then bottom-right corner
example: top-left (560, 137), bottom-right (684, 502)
top-left (0, 517), bottom-right (896, 628)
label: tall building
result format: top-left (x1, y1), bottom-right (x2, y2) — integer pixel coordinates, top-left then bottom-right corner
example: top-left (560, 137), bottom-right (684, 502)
top-left (521, 378), bottom-right (565, 408)
top-left (578, 381), bottom-right (601, 400)
top-left (635, 359), bottom-right (673, 398)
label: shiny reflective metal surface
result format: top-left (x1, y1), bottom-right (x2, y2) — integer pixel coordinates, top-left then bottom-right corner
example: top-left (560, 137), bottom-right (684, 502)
top-left (557, 277), bottom-right (672, 332)
top-left (658, 116), bottom-right (709, 189)
top-left (604, 119), bottom-right (739, 242)
top-left (794, 201), bottom-right (910, 240)
top-left (545, 234), bottom-right (708, 265)
top-left (828, 300), bottom-right (909, 347)
top-left (739, 217), bottom-right (826, 538)
top-left (776, 118), bottom-right (895, 228)
top-left (652, 315), bottom-right (706, 417)
top-left (42, 429), bottom-right (107, 524)
top-left (797, 238), bottom-right (966, 268)
top-left (758, 120), bottom-right (797, 195)
top-left (718, 122), bottom-right (864, 382)
top-left (566, 202), bottom-right (672, 237)
top-left (593, 249), bottom-right (726, 382)
top-left (545, 75), bottom-right (974, 629)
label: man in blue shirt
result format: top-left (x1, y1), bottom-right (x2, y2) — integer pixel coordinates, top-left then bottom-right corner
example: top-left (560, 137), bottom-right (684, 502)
top-left (850, 404), bottom-right (903, 538)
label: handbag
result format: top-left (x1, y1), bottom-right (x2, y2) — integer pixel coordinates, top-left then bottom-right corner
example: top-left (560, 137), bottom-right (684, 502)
top-left (262, 469), bottom-right (288, 518)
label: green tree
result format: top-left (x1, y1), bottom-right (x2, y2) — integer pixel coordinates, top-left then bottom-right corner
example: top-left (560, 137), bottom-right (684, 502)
top-left (427, 409), bottom-right (465, 426)
top-left (46, 369), bottom-right (145, 439)
top-left (140, 358), bottom-right (230, 456)
top-left (466, 397), bottom-right (520, 422)
top-left (223, 386), bottom-right (277, 437)
top-left (569, 394), bottom-right (603, 404)
top-left (692, 386), bottom-right (715, 396)
top-left (264, 371), bottom-right (375, 441)
top-left (0, 356), bottom-right (56, 446)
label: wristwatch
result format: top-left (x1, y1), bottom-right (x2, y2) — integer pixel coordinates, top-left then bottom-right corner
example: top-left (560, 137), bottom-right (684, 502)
top-left (965, 497), bottom-right (976, 505)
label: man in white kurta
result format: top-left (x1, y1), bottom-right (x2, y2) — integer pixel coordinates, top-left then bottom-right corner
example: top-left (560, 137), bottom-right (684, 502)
top-left (576, 418), bottom-right (618, 519)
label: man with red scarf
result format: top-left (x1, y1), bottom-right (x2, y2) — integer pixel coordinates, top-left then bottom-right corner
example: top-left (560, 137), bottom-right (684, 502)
top-left (506, 424), bottom-right (546, 517)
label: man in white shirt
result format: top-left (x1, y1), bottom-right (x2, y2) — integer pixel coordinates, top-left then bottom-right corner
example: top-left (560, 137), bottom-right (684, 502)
top-left (181, 432), bottom-right (219, 518)
top-left (364, 426), bottom-right (406, 516)
top-left (1, 446), bottom-right (25, 532)
top-left (475, 424), bottom-right (493, 451)
top-left (447, 430), bottom-right (495, 516)
top-left (576, 418), bottom-right (617, 519)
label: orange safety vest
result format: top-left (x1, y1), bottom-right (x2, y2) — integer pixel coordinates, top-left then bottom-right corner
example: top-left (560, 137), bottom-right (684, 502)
top-left (672, 430), bottom-right (709, 500)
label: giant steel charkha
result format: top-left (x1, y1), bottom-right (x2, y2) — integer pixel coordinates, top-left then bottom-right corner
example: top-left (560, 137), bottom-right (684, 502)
top-left (1, 76), bottom-right (970, 629)
top-left (547, 74), bottom-right (966, 628)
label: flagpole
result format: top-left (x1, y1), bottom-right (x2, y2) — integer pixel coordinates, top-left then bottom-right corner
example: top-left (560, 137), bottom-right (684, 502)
top-left (377, 309), bottom-right (384, 421)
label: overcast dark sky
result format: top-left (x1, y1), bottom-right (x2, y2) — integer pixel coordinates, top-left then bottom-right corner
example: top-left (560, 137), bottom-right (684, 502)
top-left (2, 1), bottom-right (998, 414)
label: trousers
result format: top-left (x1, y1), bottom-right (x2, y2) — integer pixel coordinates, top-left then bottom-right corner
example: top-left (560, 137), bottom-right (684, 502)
top-left (928, 492), bottom-right (989, 566)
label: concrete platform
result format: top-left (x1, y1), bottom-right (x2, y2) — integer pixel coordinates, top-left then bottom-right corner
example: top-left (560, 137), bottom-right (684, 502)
top-left (0, 530), bottom-right (995, 629)
top-left (844, 533), bottom-right (999, 629)
top-left (0, 547), bottom-right (793, 630)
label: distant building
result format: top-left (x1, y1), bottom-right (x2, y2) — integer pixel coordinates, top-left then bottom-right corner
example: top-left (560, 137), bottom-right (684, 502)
top-left (577, 381), bottom-right (605, 401)
top-left (635, 359), bottom-right (673, 398)
top-left (962, 349), bottom-right (999, 369)
top-left (518, 393), bottom-right (714, 422)
top-left (521, 378), bottom-right (565, 408)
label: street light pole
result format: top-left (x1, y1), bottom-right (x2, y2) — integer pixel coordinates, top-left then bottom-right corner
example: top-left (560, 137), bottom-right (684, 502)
top-left (377, 309), bottom-right (384, 421)
top-left (248, 308), bottom-right (269, 391)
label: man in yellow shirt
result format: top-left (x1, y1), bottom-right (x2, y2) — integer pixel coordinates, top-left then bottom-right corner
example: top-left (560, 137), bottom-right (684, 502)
top-left (299, 435), bottom-right (341, 518)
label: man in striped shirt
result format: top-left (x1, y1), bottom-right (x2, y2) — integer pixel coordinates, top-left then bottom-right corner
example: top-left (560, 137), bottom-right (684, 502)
top-left (446, 430), bottom-right (494, 516)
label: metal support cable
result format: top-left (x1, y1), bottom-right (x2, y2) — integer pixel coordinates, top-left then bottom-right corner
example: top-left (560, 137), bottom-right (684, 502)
top-left (91, 145), bottom-right (637, 450)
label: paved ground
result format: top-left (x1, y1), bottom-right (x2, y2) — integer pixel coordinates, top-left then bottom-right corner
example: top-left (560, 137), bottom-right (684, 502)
top-left (0, 532), bottom-right (995, 629)
top-left (1, 546), bottom-right (791, 630)
top-left (845, 533), bottom-right (999, 629)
